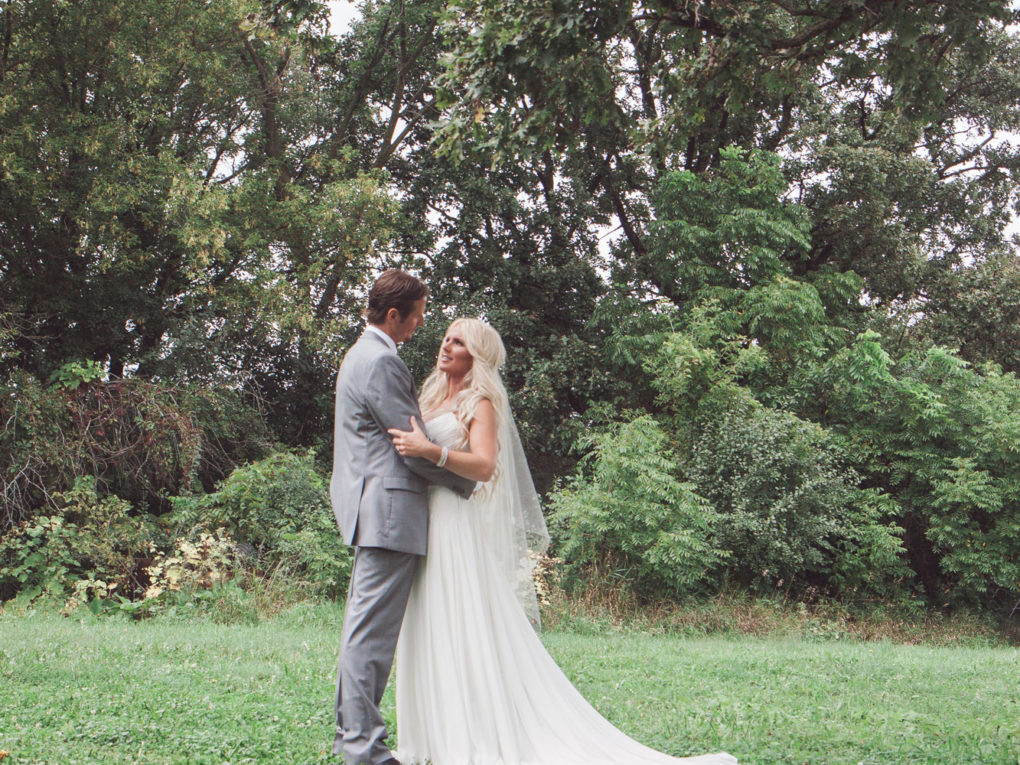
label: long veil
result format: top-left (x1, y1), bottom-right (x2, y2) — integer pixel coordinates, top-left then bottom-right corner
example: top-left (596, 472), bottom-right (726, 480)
top-left (477, 396), bottom-right (550, 629)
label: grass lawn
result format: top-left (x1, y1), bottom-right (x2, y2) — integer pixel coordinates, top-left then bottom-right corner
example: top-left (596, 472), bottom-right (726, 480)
top-left (1, 604), bottom-right (1018, 764)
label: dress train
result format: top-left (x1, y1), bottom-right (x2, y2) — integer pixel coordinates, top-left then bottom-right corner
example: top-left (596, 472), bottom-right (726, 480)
top-left (394, 413), bottom-right (737, 765)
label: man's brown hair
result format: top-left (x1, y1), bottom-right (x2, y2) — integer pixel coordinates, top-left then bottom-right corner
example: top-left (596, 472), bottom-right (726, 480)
top-left (366, 269), bottom-right (429, 325)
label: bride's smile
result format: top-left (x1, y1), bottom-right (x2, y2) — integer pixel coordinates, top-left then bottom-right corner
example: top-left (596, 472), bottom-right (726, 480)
top-left (437, 329), bottom-right (473, 377)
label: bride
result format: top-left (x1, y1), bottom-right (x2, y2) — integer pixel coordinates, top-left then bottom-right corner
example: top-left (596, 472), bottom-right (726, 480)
top-left (386, 318), bottom-right (738, 765)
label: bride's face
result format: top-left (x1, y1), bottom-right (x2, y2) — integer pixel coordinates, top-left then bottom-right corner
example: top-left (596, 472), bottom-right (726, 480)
top-left (438, 327), bottom-right (473, 378)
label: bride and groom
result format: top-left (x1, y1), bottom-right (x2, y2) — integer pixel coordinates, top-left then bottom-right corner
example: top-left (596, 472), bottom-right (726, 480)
top-left (330, 269), bottom-right (737, 765)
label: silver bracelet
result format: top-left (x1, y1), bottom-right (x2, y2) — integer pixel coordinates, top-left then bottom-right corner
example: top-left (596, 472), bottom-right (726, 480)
top-left (436, 446), bottom-right (449, 468)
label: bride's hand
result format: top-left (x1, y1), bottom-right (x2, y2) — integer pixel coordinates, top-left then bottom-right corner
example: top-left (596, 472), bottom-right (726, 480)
top-left (388, 417), bottom-right (433, 459)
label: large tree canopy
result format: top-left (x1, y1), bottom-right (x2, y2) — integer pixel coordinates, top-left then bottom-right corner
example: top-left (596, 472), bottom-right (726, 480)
top-left (436, 0), bottom-right (1020, 308)
top-left (2, 0), bottom-right (1020, 607)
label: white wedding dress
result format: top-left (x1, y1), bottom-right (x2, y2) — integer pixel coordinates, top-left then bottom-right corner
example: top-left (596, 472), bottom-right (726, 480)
top-left (394, 412), bottom-right (737, 765)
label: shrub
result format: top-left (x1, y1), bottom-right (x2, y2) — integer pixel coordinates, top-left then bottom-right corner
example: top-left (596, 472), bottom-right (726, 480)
top-left (177, 385), bottom-right (274, 492)
top-left (548, 415), bottom-right (726, 599)
top-left (0, 476), bottom-right (163, 605)
top-left (927, 457), bottom-right (1016, 602)
top-left (687, 399), bottom-right (905, 593)
top-left (143, 527), bottom-right (239, 600)
top-left (114, 527), bottom-right (258, 624)
top-left (168, 450), bottom-right (351, 598)
top-left (631, 316), bottom-right (906, 599)
top-left (801, 334), bottom-right (1020, 607)
top-left (0, 371), bottom-right (201, 528)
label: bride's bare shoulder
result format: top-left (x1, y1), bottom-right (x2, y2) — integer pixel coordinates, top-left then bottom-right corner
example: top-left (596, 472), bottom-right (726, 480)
top-left (468, 398), bottom-right (496, 428)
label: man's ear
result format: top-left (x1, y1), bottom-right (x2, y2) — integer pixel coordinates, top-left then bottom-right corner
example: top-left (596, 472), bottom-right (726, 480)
top-left (386, 307), bottom-right (400, 324)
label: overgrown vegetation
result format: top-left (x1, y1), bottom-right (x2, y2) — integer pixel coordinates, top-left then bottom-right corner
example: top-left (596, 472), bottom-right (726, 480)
top-left (0, 370), bottom-right (201, 526)
top-left (2, 0), bottom-right (1020, 618)
top-left (0, 477), bottom-right (164, 607)
top-left (546, 151), bottom-right (1020, 611)
top-left (0, 384), bottom-right (342, 616)
top-left (166, 450), bottom-right (352, 600)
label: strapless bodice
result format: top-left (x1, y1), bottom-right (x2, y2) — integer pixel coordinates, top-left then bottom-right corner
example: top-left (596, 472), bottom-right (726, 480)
top-left (425, 411), bottom-right (467, 449)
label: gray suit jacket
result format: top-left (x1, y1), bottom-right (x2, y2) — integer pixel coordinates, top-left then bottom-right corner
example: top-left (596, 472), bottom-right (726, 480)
top-left (329, 330), bottom-right (476, 555)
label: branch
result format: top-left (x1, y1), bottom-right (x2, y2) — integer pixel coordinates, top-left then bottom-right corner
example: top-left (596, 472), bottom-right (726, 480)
top-left (331, 11), bottom-right (395, 158)
top-left (762, 93), bottom-right (793, 151)
top-left (241, 36), bottom-right (290, 196)
top-left (374, 94), bottom-right (436, 168)
top-left (934, 133), bottom-right (996, 179)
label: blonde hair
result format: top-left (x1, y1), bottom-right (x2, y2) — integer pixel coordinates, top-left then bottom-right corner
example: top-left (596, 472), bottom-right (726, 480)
top-left (419, 318), bottom-right (508, 443)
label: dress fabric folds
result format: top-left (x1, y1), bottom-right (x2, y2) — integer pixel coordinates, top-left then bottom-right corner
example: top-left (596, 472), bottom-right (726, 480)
top-left (394, 413), bottom-right (738, 765)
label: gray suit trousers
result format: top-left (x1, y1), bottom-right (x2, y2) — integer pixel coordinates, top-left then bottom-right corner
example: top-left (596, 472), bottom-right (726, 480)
top-left (334, 546), bottom-right (420, 764)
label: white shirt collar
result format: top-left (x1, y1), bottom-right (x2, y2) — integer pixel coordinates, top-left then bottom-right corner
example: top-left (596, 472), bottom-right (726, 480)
top-left (365, 324), bottom-right (397, 353)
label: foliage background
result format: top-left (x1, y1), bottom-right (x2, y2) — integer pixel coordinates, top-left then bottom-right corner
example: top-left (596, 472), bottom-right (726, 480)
top-left (2, 0), bottom-right (1020, 615)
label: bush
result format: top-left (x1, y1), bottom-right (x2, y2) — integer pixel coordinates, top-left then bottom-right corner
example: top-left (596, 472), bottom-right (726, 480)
top-left (168, 450), bottom-right (351, 599)
top-left (802, 335), bottom-right (1020, 606)
top-left (177, 385), bottom-right (274, 492)
top-left (548, 415), bottom-right (727, 599)
top-left (0, 371), bottom-right (201, 528)
top-left (928, 457), bottom-right (1017, 604)
top-left (0, 476), bottom-right (163, 606)
top-left (687, 400), bottom-right (905, 594)
top-left (143, 527), bottom-right (239, 600)
top-left (111, 527), bottom-right (259, 624)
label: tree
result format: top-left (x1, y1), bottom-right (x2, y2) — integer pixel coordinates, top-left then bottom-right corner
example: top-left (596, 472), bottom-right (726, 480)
top-left (0, 0), bottom-right (406, 444)
top-left (434, 0), bottom-right (1019, 316)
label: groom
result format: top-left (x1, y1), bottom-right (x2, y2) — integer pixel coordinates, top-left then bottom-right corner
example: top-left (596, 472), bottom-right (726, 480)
top-left (330, 269), bottom-right (476, 764)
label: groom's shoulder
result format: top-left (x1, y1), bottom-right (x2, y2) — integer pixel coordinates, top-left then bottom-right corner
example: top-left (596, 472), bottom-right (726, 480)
top-left (367, 347), bottom-right (411, 383)
top-left (343, 333), bottom-right (383, 362)
top-left (341, 335), bottom-right (407, 379)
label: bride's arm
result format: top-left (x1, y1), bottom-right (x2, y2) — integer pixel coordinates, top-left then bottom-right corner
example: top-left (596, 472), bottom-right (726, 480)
top-left (388, 399), bottom-right (497, 483)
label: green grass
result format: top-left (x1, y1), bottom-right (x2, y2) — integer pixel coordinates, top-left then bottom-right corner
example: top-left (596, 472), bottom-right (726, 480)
top-left (1, 604), bottom-right (1018, 764)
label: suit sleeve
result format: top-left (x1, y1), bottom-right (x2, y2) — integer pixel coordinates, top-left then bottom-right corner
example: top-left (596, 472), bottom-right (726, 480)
top-left (365, 354), bottom-right (477, 499)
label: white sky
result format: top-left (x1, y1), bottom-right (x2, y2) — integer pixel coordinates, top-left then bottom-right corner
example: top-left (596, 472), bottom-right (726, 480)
top-left (327, 1), bottom-right (361, 35)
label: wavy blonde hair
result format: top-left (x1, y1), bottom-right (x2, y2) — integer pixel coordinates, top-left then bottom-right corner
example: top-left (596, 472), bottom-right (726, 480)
top-left (419, 318), bottom-right (508, 443)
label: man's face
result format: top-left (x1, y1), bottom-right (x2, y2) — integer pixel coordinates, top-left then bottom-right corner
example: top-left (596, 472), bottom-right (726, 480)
top-left (392, 298), bottom-right (426, 343)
